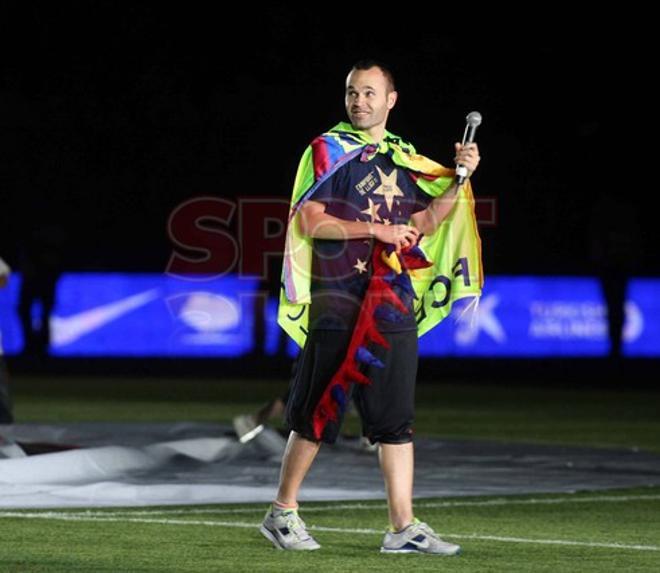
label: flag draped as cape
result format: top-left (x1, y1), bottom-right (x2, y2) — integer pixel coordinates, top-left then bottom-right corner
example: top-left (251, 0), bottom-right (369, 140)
top-left (278, 122), bottom-right (483, 347)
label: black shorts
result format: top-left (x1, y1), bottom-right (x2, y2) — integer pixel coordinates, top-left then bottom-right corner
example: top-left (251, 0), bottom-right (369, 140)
top-left (286, 329), bottom-right (418, 445)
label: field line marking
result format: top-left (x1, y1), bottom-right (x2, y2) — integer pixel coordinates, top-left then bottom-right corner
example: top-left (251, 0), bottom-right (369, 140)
top-left (18, 493), bottom-right (657, 517)
top-left (1, 511), bottom-right (658, 552)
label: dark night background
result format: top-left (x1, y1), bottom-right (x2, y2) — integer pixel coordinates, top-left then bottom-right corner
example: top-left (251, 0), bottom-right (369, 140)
top-left (0, 4), bottom-right (654, 278)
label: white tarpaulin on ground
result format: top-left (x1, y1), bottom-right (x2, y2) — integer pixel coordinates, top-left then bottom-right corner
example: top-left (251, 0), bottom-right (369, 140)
top-left (2, 422), bottom-right (660, 509)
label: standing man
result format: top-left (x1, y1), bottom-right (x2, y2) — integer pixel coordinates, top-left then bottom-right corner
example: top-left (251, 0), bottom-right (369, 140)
top-left (262, 60), bottom-right (482, 554)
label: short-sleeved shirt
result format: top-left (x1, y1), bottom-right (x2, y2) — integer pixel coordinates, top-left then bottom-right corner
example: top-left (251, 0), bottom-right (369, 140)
top-left (309, 153), bottom-right (432, 331)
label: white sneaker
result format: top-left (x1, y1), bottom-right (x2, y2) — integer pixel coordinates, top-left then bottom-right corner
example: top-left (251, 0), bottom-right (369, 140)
top-left (232, 414), bottom-right (263, 443)
top-left (381, 519), bottom-right (461, 555)
top-left (260, 506), bottom-right (321, 551)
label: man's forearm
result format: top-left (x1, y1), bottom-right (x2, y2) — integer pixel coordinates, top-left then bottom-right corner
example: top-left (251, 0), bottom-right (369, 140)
top-left (416, 183), bottom-right (460, 235)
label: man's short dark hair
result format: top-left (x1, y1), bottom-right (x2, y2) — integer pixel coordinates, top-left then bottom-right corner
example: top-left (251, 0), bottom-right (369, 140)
top-left (351, 59), bottom-right (396, 93)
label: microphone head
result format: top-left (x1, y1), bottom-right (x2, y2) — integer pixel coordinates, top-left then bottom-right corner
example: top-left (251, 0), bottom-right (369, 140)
top-left (466, 111), bottom-right (482, 127)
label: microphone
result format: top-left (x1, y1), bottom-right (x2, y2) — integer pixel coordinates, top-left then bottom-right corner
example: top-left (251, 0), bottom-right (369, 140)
top-left (455, 111), bottom-right (482, 185)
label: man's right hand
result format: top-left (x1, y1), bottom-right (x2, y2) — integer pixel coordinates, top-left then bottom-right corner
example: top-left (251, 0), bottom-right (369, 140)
top-left (373, 224), bottom-right (420, 253)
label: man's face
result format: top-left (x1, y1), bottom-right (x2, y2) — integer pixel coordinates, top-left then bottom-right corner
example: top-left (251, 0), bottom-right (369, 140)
top-left (345, 67), bottom-right (397, 133)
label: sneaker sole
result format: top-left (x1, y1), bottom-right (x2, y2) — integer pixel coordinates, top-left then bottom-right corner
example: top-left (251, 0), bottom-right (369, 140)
top-left (380, 547), bottom-right (461, 556)
top-left (259, 525), bottom-right (321, 551)
top-left (260, 525), bottom-right (284, 550)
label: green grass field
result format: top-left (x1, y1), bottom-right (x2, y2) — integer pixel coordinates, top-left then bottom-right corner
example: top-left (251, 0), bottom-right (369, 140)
top-left (2, 376), bottom-right (659, 572)
top-left (1, 488), bottom-right (659, 572)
